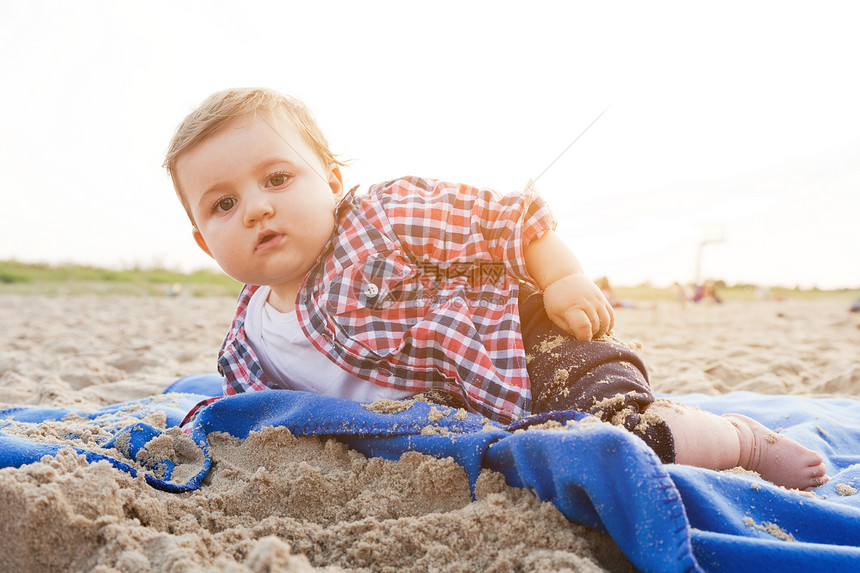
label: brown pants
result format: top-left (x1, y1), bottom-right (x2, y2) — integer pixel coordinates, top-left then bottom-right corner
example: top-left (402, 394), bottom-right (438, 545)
top-left (519, 285), bottom-right (675, 463)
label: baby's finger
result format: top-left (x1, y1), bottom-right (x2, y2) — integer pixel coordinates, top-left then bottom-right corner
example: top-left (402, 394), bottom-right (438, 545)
top-left (595, 304), bottom-right (612, 338)
top-left (584, 304), bottom-right (603, 338)
top-left (606, 303), bottom-right (616, 333)
top-left (562, 307), bottom-right (595, 341)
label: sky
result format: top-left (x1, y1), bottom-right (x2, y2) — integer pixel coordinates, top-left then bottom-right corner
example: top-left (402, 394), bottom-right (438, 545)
top-left (2, 1), bottom-right (859, 289)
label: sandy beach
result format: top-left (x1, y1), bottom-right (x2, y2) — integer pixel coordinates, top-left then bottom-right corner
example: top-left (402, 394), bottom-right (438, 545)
top-left (1, 293), bottom-right (858, 572)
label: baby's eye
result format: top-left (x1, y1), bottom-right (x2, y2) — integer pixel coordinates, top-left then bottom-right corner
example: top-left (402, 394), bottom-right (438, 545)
top-left (267, 172), bottom-right (292, 188)
top-left (212, 197), bottom-right (237, 213)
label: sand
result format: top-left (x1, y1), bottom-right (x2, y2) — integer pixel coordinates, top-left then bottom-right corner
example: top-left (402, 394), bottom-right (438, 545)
top-left (1, 293), bottom-right (858, 572)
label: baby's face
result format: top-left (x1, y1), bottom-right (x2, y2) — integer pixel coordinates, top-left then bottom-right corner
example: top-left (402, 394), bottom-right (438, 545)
top-left (177, 112), bottom-right (342, 299)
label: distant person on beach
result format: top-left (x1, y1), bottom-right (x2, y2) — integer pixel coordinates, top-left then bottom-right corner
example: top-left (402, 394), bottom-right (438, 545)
top-left (163, 87), bottom-right (828, 491)
top-left (594, 276), bottom-right (655, 310)
top-left (692, 280), bottom-right (722, 304)
top-left (595, 276), bottom-right (634, 309)
top-left (672, 282), bottom-right (691, 308)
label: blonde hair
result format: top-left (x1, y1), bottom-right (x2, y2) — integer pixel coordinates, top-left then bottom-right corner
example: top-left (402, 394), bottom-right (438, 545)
top-left (163, 87), bottom-right (345, 225)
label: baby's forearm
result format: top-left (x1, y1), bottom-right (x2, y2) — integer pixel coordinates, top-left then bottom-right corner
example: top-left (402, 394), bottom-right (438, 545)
top-left (524, 230), bottom-right (586, 289)
top-left (525, 230), bottom-right (614, 340)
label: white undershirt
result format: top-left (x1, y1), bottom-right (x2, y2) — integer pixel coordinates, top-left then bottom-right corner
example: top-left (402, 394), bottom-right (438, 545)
top-left (243, 286), bottom-right (413, 402)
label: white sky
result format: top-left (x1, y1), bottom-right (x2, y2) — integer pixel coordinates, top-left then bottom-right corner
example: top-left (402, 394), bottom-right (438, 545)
top-left (2, 1), bottom-right (859, 288)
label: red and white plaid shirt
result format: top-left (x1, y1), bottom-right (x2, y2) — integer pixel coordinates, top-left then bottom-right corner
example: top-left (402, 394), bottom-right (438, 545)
top-left (216, 176), bottom-right (556, 423)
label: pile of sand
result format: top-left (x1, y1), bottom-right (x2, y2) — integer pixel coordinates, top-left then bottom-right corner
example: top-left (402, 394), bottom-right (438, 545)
top-left (1, 293), bottom-right (858, 571)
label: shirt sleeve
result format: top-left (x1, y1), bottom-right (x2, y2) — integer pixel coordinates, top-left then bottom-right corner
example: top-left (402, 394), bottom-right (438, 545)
top-left (363, 176), bottom-right (557, 283)
top-left (217, 284), bottom-right (271, 395)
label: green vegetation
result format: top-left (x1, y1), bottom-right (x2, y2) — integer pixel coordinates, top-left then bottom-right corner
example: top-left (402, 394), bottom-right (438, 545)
top-left (615, 283), bottom-right (860, 303)
top-left (0, 260), bottom-right (242, 297)
top-left (1, 259), bottom-right (857, 301)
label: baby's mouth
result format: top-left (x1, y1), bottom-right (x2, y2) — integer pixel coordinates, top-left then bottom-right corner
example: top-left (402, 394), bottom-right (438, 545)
top-left (256, 230), bottom-right (283, 250)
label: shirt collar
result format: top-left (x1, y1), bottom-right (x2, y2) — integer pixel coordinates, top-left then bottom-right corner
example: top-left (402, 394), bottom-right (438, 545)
top-left (335, 184), bottom-right (359, 217)
top-left (305, 184), bottom-right (360, 281)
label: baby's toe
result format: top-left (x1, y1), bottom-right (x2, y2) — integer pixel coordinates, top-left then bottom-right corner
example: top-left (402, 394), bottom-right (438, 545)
top-left (802, 473), bottom-right (829, 491)
top-left (809, 464), bottom-right (828, 478)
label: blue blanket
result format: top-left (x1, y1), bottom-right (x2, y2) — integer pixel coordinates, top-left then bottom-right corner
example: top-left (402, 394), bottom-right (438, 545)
top-left (2, 373), bottom-right (859, 572)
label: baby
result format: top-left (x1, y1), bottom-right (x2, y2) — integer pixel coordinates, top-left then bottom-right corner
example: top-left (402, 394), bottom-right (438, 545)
top-left (164, 88), bottom-right (828, 491)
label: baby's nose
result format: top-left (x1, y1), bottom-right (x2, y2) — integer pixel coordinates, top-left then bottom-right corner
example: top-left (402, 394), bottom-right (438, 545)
top-left (243, 193), bottom-right (274, 225)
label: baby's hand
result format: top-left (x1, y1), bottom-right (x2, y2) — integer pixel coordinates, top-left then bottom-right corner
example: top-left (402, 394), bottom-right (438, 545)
top-left (541, 273), bottom-right (615, 341)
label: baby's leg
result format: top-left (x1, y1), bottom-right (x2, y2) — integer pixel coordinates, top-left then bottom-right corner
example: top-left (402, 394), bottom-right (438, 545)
top-left (518, 285), bottom-right (827, 490)
top-left (520, 286), bottom-right (675, 462)
top-left (649, 401), bottom-right (828, 491)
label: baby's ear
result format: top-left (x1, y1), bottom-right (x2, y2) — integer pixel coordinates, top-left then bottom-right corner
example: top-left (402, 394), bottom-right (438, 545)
top-left (328, 165), bottom-right (344, 197)
top-left (192, 228), bottom-right (214, 258)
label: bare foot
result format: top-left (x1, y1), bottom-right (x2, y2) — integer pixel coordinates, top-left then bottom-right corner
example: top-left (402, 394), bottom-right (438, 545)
top-left (724, 413), bottom-right (829, 491)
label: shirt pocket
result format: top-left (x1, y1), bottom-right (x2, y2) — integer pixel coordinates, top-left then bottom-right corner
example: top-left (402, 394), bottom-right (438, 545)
top-left (322, 252), bottom-right (423, 357)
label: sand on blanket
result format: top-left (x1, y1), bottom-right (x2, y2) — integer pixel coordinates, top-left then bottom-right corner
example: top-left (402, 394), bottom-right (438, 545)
top-left (1, 293), bottom-right (858, 571)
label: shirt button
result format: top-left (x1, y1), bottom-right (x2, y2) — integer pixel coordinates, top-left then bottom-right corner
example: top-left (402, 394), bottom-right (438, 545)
top-left (364, 283), bottom-right (379, 298)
